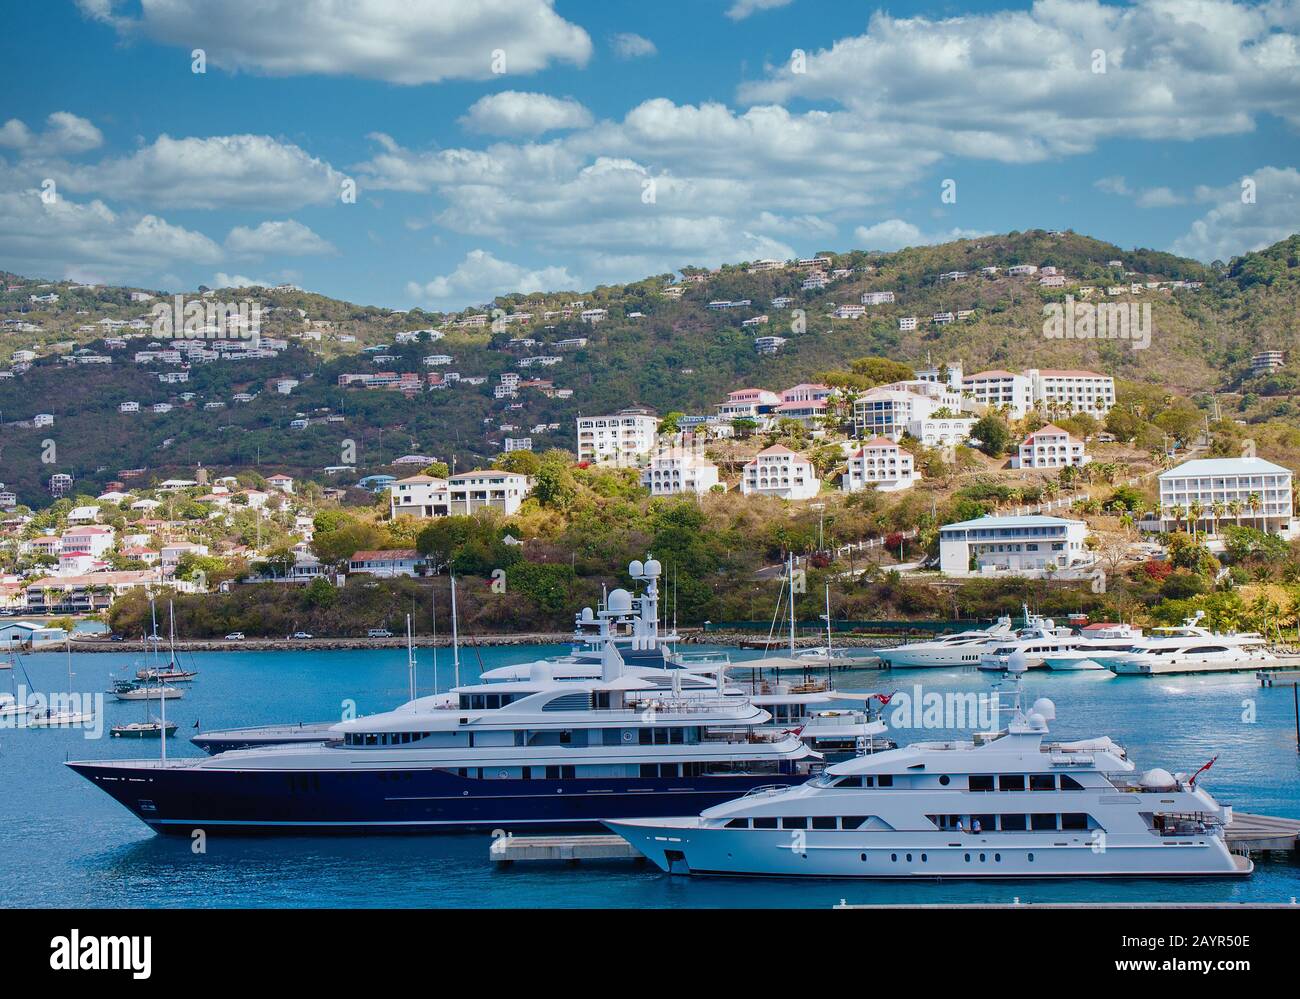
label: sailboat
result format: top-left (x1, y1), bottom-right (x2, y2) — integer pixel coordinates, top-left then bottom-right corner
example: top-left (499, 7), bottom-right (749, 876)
top-left (28, 637), bottom-right (96, 727)
top-left (1, 655), bottom-right (30, 723)
top-left (135, 596), bottom-right (198, 682)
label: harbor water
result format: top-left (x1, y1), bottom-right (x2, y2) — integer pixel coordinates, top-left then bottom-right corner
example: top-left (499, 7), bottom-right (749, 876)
top-left (2, 645), bottom-right (1298, 908)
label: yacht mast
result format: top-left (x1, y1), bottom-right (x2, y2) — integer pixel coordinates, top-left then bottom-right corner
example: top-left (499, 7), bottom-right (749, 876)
top-left (162, 601), bottom-right (174, 765)
top-left (450, 572), bottom-right (461, 689)
top-left (430, 581), bottom-right (438, 696)
top-left (406, 613), bottom-right (416, 701)
top-left (788, 551), bottom-right (796, 658)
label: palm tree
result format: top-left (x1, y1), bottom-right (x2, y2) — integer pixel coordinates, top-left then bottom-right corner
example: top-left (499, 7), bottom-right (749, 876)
top-left (1211, 501), bottom-right (1226, 538)
top-left (1247, 492), bottom-right (1262, 530)
top-left (1187, 500), bottom-right (1204, 541)
top-left (1228, 498), bottom-right (1243, 529)
top-left (1168, 504), bottom-right (1185, 533)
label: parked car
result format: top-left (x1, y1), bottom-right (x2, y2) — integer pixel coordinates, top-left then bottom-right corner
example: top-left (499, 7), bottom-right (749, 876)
top-left (367, 628), bottom-right (394, 639)
top-left (290, 631), bottom-right (314, 640)
top-left (224, 632), bottom-right (245, 641)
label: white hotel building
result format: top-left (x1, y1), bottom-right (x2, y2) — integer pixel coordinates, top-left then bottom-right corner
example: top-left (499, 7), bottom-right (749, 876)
top-left (1028, 369), bottom-right (1115, 416)
top-left (741, 445), bottom-right (821, 500)
top-left (641, 450), bottom-right (721, 496)
top-left (939, 515), bottom-right (1093, 576)
top-left (576, 407), bottom-right (659, 465)
top-left (961, 370), bottom-right (1035, 417)
top-left (1157, 457), bottom-right (1296, 538)
top-left (1014, 424), bottom-right (1090, 469)
top-left (390, 471), bottom-right (532, 519)
top-left (842, 438), bottom-right (916, 493)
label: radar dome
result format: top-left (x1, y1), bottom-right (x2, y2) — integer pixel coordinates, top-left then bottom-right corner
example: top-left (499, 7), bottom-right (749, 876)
top-left (580, 607), bottom-right (594, 623)
top-left (628, 560), bottom-right (644, 578)
top-left (1007, 649), bottom-right (1028, 674)
top-left (608, 588), bottom-right (633, 613)
top-left (644, 559), bottom-right (662, 577)
top-left (1031, 697), bottom-right (1056, 721)
top-left (1026, 711), bottom-right (1047, 731)
top-left (529, 661), bottom-right (553, 683)
top-left (1139, 768), bottom-right (1177, 791)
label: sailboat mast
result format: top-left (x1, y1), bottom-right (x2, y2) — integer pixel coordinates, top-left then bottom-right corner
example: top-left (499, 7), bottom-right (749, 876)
top-left (430, 582), bottom-right (439, 696)
top-left (788, 552), bottom-right (796, 657)
top-left (450, 573), bottom-right (461, 689)
top-left (406, 614), bottom-right (415, 701)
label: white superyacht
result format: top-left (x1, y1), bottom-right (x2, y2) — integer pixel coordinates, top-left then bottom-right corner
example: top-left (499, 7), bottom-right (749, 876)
top-left (607, 664), bottom-right (1250, 879)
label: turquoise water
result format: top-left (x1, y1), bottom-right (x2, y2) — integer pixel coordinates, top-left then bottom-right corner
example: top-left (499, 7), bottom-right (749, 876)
top-left (1, 645), bottom-right (1297, 908)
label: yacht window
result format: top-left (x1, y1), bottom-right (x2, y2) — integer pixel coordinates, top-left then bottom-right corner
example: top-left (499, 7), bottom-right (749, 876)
top-left (812, 817), bottom-right (837, 830)
top-left (1030, 813), bottom-right (1057, 831)
top-left (1000, 814), bottom-right (1027, 831)
top-left (938, 775), bottom-right (950, 786)
top-left (724, 818), bottom-right (749, 829)
top-left (969, 775), bottom-right (994, 792)
top-left (972, 814), bottom-right (996, 832)
top-left (836, 776), bottom-right (863, 788)
top-left (1061, 813), bottom-right (1089, 831)
top-left (840, 816), bottom-right (870, 830)
top-left (998, 775), bottom-right (1025, 791)
top-left (781, 817), bottom-right (808, 830)
top-left (1029, 774), bottom-right (1055, 791)
top-left (1060, 774), bottom-right (1085, 791)
top-left (753, 817), bottom-right (778, 829)
top-left (877, 774), bottom-right (893, 787)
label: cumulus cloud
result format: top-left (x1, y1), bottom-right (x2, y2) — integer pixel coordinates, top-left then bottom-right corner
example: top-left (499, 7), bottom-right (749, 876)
top-left (739, 1), bottom-right (1300, 162)
top-left (853, 219), bottom-right (990, 252)
top-left (0, 112), bottom-right (104, 157)
top-left (405, 249), bottom-right (578, 307)
top-left (225, 219), bottom-right (335, 255)
top-left (1171, 166), bottom-right (1300, 262)
top-left (460, 92), bottom-right (593, 136)
top-left (77, 0), bottom-right (592, 84)
top-left (57, 133), bottom-right (346, 210)
top-left (610, 33), bottom-right (656, 59)
top-left (0, 188), bottom-right (221, 284)
top-left (212, 272), bottom-right (279, 289)
top-left (1095, 175), bottom-right (1186, 208)
top-left (726, 0), bottom-right (794, 20)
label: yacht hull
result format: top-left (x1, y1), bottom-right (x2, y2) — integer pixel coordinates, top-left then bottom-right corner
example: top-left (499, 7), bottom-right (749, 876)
top-left (605, 822), bottom-right (1250, 879)
top-left (65, 760), bottom-right (808, 835)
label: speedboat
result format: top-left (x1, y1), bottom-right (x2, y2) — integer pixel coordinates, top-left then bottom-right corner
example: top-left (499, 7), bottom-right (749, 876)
top-left (607, 677), bottom-right (1250, 880)
top-left (1107, 613), bottom-right (1278, 675)
top-left (874, 616), bottom-right (1016, 668)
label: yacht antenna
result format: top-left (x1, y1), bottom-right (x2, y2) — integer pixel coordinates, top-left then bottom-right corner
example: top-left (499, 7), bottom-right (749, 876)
top-left (788, 551), bottom-right (796, 658)
top-left (450, 572), bottom-right (461, 689)
top-left (430, 580), bottom-right (439, 696)
top-left (406, 613), bottom-right (416, 701)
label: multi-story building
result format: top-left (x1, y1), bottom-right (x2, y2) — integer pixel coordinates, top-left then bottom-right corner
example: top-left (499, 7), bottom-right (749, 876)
top-left (754, 336), bottom-right (787, 354)
top-left (448, 471), bottom-right (531, 516)
top-left (1014, 424), bottom-right (1090, 469)
top-left (908, 415), bottom-right (978, 447)
top-left (1027, 369), bottom-right (1115, 417)
top-left (389, 474), bottom-right (451, 518)
top-left (842, 438), bottom-right (916, 493)
top-left (852, 389), bottom-right (940, 441)
top-left (60, 526), bottom-right (114, 558)
top-left (1157, 457), bottom-right (1295, 538)
top-left (961, 369), bottom-right (1035, 418)
top-left (576, 407), bottom-right (659, 465)
top-left (860, 291), bottom-right (895, 305)
top-left (641, 450), bottom-right (721, 496)
top-left (716, 389), bottom-right (781, 424)
top-left (740, 445), bottom-right (820, 500)
top-left (939, 514), bottom-right (1093, 575)
top-left (1251, 351), bottom-right (1285, 377)
top-left (898, 316), bottom-right (917, 331)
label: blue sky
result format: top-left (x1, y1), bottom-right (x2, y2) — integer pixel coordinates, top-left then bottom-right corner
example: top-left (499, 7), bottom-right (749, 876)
top-left (1, 0), bottom-right (1297, 310)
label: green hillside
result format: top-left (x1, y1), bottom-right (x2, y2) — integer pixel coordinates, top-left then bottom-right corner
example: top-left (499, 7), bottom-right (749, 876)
top-left (1, 229), bottom-right (1298, 507)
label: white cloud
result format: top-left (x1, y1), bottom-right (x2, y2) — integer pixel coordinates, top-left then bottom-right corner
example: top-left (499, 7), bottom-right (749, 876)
top-left (611, 33), bottom-right (656, 59)
top-left (78, 0), bottom-right (592, 84)
top-left (739, 1), bottom-right (1300, 162)
top-left (1171, 166), bottom-right (1300, 262)
top-left (405, 249), bottom-right (578, 308)
top-left (1095, 175), bottom-right (1186, 207)
top-left (726, 0), bottom-right (794, 20)
top-left (853, 219), bottom-right (990, 252)
top-left (0, 112), bottom-right (103, 157)
top-left (212, 272), bottom-right (278, 289)
top-left (226, 219), bottom-right (335, 255)
top-left (58, 133), bottom-right (346, 210)
top-left (460, 92), bottom-right (593, 136)
top-left (0, 188), bottom-right (222, 284)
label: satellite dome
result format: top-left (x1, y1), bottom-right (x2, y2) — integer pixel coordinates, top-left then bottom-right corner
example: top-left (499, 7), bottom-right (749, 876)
top-left (1031, 697), bottom-right (1056, 721)
top-left (628, 560), bottom-right (644, 578)
top-left (1026, 711), bottom-right (1047, 730)
top-left (1007, 649), bottom-right (1028, 674)
top-left (644, 559), bottom-right (662, 577)
top-left (580, 607), bottom-right (594, 623)
top-left (608, 588), bottom-right (633, 613)
top-left (529, 661), bottom-right (553, 683)
top-left (1139, 768), bottom-right (1177, 791)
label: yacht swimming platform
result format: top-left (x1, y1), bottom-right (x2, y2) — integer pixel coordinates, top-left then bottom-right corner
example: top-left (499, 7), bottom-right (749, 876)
top-left (490, 834), bottom-right (644, 865)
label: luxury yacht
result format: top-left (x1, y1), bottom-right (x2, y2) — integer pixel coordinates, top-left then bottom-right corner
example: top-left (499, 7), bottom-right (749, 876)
top-left (1107, 613), bottom-right (1281, 676)
top-left (874, 616), bottom-right (1016, 668)
top-left (607, 671), bottom-right (1250, 880)
top-left (978, 618), bottom-right (1145, 672)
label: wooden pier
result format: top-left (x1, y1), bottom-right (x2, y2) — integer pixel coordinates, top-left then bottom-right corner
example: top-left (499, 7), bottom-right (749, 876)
top-left (489, 834), bottom-right (643, 865)
top-left (1258, 669), bottom-right (1300, 687)
top-left (1225, 812), bottom-right (1300, 854)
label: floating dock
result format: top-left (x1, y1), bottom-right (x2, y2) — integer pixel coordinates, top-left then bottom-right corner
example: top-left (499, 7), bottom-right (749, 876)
top-left (1225, 812), bottom-right (1300, 853)
top-left (490, 834), bottom-right (643, 865)
top-left (1259, 669), bottom-right (1300, 687)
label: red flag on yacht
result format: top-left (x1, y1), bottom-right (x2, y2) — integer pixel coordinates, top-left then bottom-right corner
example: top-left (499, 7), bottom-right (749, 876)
top-left (872, 691), bottom-right (896, 705)
top-left (1189, 755), bottom-right (1218, 786)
